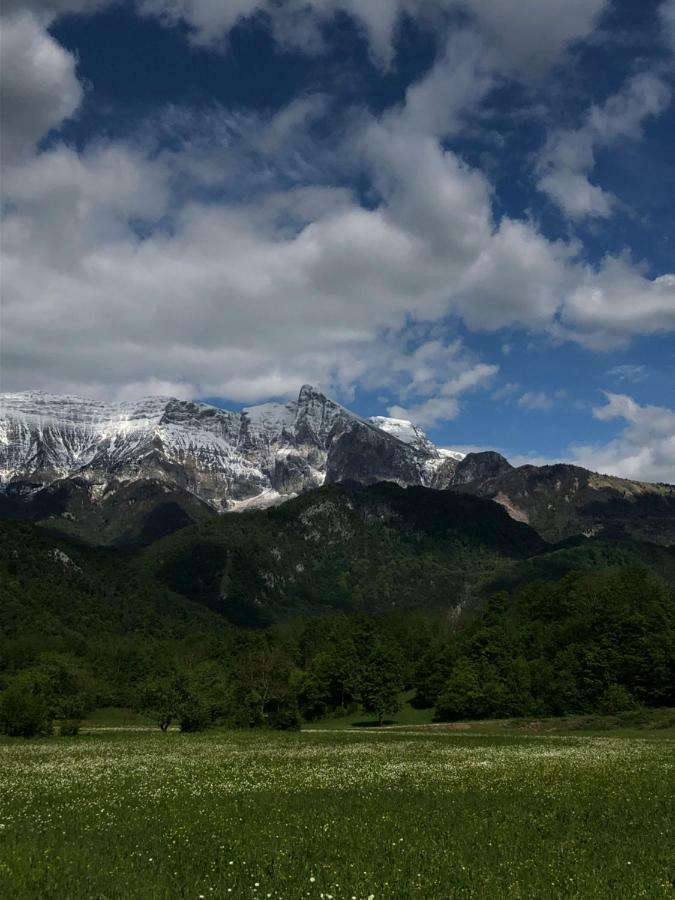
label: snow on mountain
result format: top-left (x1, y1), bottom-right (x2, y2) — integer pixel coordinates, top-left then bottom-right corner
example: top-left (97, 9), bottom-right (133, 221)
top-left (369, 415), bottom-right (465, 462)
top-left (1, 386), bottom-right (451, 512)
top-left (438, 448), bottom-right (466, 462)
top-left (368, 416), bottom-right (434, 453)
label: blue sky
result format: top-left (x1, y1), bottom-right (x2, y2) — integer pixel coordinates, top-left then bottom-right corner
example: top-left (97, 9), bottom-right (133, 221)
top-left (1, 0), bottom-right (674, 480)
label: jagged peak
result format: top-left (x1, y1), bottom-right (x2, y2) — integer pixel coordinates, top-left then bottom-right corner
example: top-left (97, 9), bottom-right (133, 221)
top-left (297, 383), bottom-right (332, 404)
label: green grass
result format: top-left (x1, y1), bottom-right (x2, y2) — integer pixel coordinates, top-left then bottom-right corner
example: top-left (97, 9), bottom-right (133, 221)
top-left (307, 699), bottom-right (675, 736)
top-left (312, 691), bottom-right (436, 730)
top-left (0, 729), bottom-right (673, 899)
top-left (83, 707), bottom-right (155, 727)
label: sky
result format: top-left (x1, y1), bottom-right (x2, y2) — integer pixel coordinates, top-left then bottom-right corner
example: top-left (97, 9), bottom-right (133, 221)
top-left (1, 0), bottom-right (674, 482)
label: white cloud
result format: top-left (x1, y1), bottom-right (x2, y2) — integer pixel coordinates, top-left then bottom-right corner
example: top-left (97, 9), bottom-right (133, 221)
top-left (1, 142), bottom-right (171, 264)
top-left (537, 168), bottom-right (614, 220)
top-left (518, 391), bottom-right (554, 411)
top-left (570, 393), bottom-right (675, 483)
top-left (536, 72), bottom-right (672, 219)
top-left (388, 362), bottom-right (499, 427)
top-left (517, 389), bottom-right (567, 411)
top-left (1, 1), bottom-right (111, 17)
top-left (2, 131), bottom-right (500, 403)
top-left (606, 364), bottom-right (648, 383)
top-left (132, 0), bottom-right (607, 72)
top-left (460, 218), bottom-right (575, 330)
top-left (360, 117), bottom-right (576, 333)
top-left (661, 0), bottom-right (675, 52)
top-left (3, 57), bottom-right (673, 407)
top-left (560, 258), bottom-right (675, 348)
top-left (1, 4), bottom-right (674, 421)
top-left (0, 10), bottom-right (83, 163)
top-left (394, 28), bottom-right (496, 136)
top-left (492, 381), bottom-right (520, 401)
top-left (457, 0), bottom-right (607, 73)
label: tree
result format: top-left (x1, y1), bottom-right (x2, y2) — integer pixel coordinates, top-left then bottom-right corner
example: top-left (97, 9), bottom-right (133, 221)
top-left (0, 679), bottom-right (52, 737)
top-left (235, 645), bottom-right (293, 726)
top-left (291, 670), bottom-right (330, 722)
top-left (597, 684), bottom-right (639, 715)
top-left (178, 691), bottom-right (211, 733)
top-left (137, 677), bottom-right (182, 731)
top-left (356, 646), bottom-right (403, 726)
top-left (436, 658), bottom-right (484, 721)
top-left (33, 653), bottom-right (94, 736)
top-left (502, 656), bottom-right (535, 717)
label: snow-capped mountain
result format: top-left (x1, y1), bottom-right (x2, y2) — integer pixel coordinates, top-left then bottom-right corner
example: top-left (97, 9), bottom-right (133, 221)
top-left (0, 386), bottom-right (460, 515)
top-left (4, 386), bottom-right (673, 547)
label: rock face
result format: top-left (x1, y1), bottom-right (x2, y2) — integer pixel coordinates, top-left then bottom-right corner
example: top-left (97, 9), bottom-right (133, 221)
top-left (2, 387), bottom-right (674, 546)
top-left (0, 387), bottom-right (459, 539)
top-left (452, 451), bottom-right (513, 485)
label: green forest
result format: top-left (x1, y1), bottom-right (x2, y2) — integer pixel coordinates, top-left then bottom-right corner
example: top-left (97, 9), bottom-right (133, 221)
top-left (1, 484), bottom-right (674, 736)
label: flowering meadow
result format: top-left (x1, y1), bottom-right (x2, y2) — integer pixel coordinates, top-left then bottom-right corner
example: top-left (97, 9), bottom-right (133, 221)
top-left (0, 728), bottom-right (672, 898)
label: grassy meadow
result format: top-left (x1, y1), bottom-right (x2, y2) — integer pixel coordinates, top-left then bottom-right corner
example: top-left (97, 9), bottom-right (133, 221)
top-left (0, 727), bottom-right (673, 899)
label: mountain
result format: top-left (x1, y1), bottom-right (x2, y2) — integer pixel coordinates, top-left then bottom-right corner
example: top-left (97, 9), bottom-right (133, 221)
top-left (0, 517), bottom-right (223, 645)
top-left (0, 481), bottom-right (547, 636)
top-left (448, 453), bottom-right (675, 546)
top-left (140, 481), bottom-right (547, 626)
top-left (0, 387), bottom-right (457, 542)
top-left (2, 488), bottom-right (673, 731)
top-left (1, 386), bottom-right (674, 546)
top-left (2, 480), bottom-right (672, 638)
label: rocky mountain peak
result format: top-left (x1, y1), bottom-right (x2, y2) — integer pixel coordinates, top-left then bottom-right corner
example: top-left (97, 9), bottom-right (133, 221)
top-left (4, 387), bottom-right (673, 548)
top-left (452, 451), bottom-right (513, 485)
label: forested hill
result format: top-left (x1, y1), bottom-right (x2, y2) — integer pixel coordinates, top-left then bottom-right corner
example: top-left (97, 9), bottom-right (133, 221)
top-left (2, 482), bottom-right (674, 640)
top-left (1, 482), bottom-right (673, 733)
top-left (141, 482), bottom-right (548, 626)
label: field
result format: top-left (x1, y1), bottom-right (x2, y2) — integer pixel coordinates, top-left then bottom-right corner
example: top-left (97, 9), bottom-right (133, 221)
top-left (0, 729), bottom-right (673, 899)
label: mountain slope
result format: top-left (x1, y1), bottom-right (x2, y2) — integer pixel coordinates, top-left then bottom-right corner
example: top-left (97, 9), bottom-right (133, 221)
top-left (0, 482), bottom-right (547, 639)
top-left (449, 453), bottom-right (675, 545)
top-left (2, 387), bottom-right (674, 547)
top-left (2, 482), bottom-right (672, 643)
top-left (0, 388), bottom-right (452, 541)
top-left (0, 518), bottom-right (223, 645)
top-left (140, 482), bottom-right (547, 626)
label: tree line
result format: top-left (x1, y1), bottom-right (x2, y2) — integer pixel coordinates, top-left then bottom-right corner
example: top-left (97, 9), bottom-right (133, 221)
top-left (1, 561), bottom-right (673, 736)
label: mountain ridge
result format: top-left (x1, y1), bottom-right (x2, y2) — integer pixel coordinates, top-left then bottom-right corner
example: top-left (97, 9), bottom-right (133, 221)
top-left (2, 386), bottom-right (674, 546)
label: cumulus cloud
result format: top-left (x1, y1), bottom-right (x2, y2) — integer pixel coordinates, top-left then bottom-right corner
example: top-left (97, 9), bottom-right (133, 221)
top-left (1, 0), bottom-right (674, 423)
top-left (457, 0), bottom-right (607, 73)
top-left (536, 72), bottom-right (671, 219)
top-left (0, 10), bottom-right (83, 163)
top-left (1, 126), bottom-right (506, 403)
top-left (393, 28), bottom-right (497, 136)
top-left (560, 258), bottom-right (675, 348)
top-left (571, 393), bottom-right (675, 483)
top-left (2, 40), bottom-right (674, 409)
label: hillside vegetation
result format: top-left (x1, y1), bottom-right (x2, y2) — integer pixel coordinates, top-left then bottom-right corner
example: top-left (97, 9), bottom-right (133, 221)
top-left (0, 483), bottom-right (673, 735)
top-left (143, 482), bottom-right (547, 626)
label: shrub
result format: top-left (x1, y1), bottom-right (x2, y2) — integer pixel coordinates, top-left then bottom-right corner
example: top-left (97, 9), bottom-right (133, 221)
top-left (269, 705), bottom-right (302, 731)
top-left (0, 682), bottom-right (52, 737)
top-left (597, 684), bottom-right (639, 716)
top-left (179, 696), bottom-right (211, 733)
top-left (58, 719), bottom-right (82, 736)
